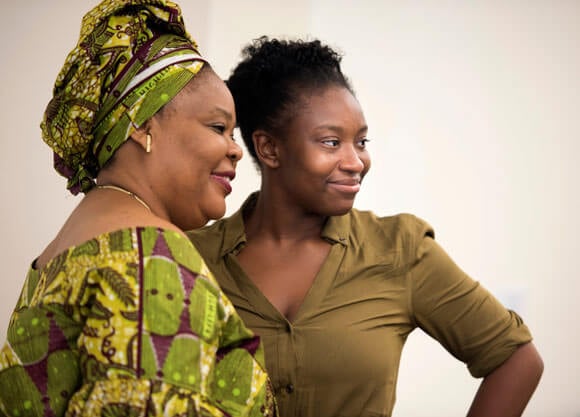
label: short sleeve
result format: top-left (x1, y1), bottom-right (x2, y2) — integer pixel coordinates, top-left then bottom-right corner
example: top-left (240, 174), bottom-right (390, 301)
top-left (409, 234), bottom-right (532, 377)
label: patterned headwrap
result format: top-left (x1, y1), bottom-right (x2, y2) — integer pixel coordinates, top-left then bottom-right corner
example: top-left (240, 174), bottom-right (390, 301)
top-left (41, 0), bottom-right (207, 194)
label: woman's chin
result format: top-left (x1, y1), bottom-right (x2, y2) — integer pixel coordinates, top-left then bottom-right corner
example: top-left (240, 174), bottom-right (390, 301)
top-left (328, 206), bottom-right (354, 217)
top-left (205, 203), bottom-right (227, 223)
top-left (318, 197), bottom-right (356, 217)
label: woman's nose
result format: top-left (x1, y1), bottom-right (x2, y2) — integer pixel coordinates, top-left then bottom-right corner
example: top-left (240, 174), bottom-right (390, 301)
top-left (340, 145), bottom-right (365, 173)
top-left (228, 139), bottom-right (243, 162)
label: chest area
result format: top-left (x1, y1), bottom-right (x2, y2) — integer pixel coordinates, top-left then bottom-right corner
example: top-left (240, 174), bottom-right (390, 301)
top-left (226, 242), bottom-right (410, 328)
top-left (235, 241), bottom-right (331, 321)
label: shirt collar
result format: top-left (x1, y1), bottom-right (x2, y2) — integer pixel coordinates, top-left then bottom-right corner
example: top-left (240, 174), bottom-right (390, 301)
top-left (219, 194), bottom-right (253, 257)
top-left (321, 211), bottom-right (351, 246)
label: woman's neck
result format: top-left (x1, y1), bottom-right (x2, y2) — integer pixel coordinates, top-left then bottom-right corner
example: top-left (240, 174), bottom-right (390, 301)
top-left (244, 188), bottom-right (327, 244)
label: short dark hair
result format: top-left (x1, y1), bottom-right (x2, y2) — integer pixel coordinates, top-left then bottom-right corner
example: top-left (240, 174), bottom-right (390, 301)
top-left (226, 36), bottom-right (353, 167)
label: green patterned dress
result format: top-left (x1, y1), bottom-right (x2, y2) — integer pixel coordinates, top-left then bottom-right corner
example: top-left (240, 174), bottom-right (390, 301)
top-left (0, 227), bottom-right (276, 417)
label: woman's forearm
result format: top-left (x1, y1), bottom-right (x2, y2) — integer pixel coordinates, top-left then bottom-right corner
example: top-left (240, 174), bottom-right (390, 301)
top-left (466, 342), bottom-right (543, 417)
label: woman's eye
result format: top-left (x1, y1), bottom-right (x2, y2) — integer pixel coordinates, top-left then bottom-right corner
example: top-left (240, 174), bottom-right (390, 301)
top-left (211, 124), bottom-right (226, 134)
top-left (358, 138), bottom-right (370, 148)
top-left (322, 138), bottom-right (340, 147)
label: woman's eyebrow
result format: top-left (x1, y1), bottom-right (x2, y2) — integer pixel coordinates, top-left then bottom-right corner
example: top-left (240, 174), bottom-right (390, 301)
top-left (210, 106), bottom-right (234, 122)
top-left (313, 124), bottom-right (368, 135)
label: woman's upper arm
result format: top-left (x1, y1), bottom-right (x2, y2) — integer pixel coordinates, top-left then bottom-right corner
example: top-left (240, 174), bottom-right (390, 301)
top-left (409, 237), bottom-right (533, 377)
top-left (0, 302), bottom-right (82, 417)
top-left (0, 266), bottom-right (82, 417)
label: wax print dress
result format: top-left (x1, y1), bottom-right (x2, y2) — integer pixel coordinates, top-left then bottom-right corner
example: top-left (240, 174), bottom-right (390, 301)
top-left (0, 227), bottom-right (275, 417)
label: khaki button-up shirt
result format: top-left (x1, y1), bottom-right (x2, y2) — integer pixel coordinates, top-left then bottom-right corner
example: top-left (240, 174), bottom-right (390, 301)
top-left (189, 194), bottom-right (532, 417)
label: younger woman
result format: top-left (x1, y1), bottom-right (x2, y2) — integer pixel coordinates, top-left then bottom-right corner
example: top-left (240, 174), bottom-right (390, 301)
top-left (190, 37), bottom-right (543, 417)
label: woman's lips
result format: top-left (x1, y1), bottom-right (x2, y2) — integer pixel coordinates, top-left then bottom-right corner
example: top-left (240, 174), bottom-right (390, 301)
top-left (210, 172), bottom-right (234, 195)
top-left (328, 178), bottom-right (360, 194)
top-left (328, 183), bottom-right (361, 194)
top-left (327, 178), bottom-right (361, 194)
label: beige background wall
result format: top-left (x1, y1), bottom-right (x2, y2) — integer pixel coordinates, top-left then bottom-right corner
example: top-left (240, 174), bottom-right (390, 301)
top-left (1, 1), bottom-right (578, 416)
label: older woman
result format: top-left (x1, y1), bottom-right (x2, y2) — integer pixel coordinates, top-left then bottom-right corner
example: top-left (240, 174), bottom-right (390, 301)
top-left (189, 37), bottom-right (543, 417)
top-left (0, 2), bottom-right (275, 416)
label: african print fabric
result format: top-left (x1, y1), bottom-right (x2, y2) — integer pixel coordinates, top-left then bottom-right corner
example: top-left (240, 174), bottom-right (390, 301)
top-left (0, 227), bottom-right (276, 417)
top-left (41, 0), bottom-right (206, 195)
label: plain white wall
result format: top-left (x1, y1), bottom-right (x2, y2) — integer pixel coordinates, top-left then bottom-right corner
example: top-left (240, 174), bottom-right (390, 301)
top-left (1, 1), bottom-right (578, 416)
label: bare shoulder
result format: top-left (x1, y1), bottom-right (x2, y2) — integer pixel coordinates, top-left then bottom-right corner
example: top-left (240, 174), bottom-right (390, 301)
top-left (35, 198), bottom-right (182, 270)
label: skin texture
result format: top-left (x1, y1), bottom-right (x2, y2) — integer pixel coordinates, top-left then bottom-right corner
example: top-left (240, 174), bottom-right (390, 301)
top-left (131, 68), bottom-right (242, 230)
top-left (236, 83), bottom-right (543, 415)
top-left (263, 87), bottom-right (370, 217)
top-left (36, 67), bottom-right (242, 270)
top-left (467, 342), bottom-right (544, 417)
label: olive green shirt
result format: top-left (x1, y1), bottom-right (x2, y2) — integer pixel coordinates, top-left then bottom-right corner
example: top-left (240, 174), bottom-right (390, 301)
top-left (189, 194), bottom-right (532, 417)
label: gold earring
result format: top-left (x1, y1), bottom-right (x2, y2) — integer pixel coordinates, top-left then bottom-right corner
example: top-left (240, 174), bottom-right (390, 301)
top-left (146, 134), bottom-right (152, 153)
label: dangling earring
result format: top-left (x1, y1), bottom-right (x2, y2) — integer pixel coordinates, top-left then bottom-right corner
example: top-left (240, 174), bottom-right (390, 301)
top-left (146, 133), bottom-right (152, 153)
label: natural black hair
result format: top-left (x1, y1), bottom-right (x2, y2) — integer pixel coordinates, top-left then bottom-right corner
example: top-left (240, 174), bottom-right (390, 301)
top-left (226, 36), bottom-right (353, 167)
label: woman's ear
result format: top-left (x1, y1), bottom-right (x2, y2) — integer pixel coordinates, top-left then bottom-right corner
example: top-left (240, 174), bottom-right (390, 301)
top-left (130, 123), bottom-right (153, 153)
top-left (253, 130), bottom-right (280, 168)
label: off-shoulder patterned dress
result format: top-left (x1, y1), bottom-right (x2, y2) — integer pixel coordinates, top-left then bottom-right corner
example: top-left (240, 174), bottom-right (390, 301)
top-left (0, 227), bottom-right (276, 417)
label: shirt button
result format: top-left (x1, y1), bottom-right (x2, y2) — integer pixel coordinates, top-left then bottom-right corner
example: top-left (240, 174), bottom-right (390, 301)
top-left (285, 383), bottom-right (294, 394)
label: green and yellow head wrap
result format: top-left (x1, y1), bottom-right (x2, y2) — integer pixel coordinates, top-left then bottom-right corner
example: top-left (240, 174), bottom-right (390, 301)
top-left (41, 0), bottom-right (207, 194)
